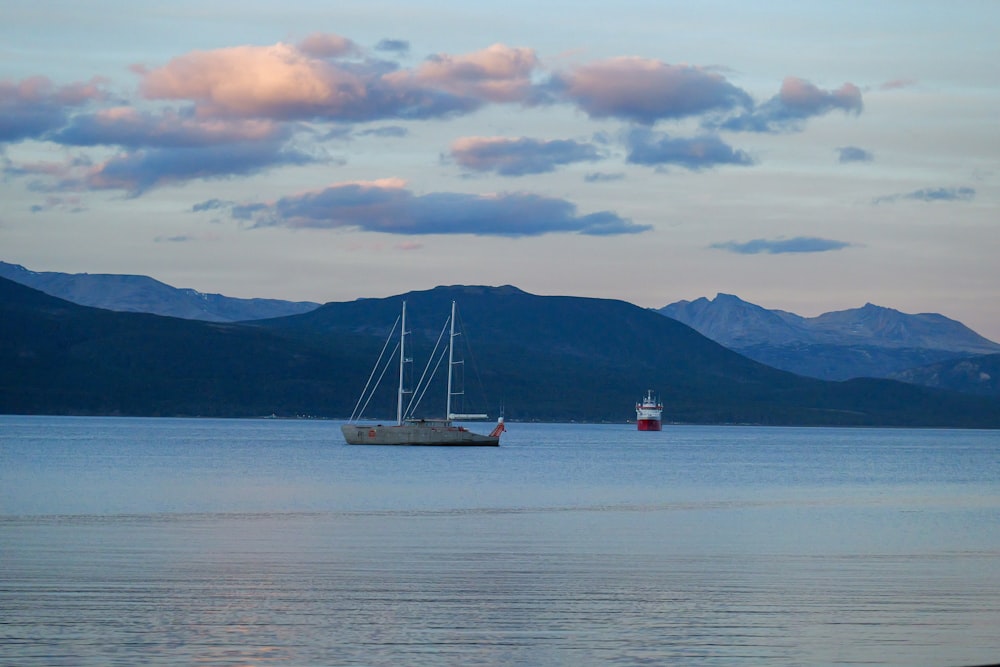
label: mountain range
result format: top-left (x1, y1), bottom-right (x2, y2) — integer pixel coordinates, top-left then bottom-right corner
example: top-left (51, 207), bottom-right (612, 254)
top-left (0, 261), bottom-right (319, 322)
top-left (659, 293), bottom-right (1000, 384)
top-left (3, 276), bottom-right (999, 427)
top-left (3, 260), bottom-right (999, 398)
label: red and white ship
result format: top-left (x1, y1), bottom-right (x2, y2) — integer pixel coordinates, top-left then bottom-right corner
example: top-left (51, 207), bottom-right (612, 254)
top-left (635, 390), bottom-right (663, 431)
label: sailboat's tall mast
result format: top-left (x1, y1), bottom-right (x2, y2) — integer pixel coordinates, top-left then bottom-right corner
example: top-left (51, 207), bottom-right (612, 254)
top-left (397, 301), bottom-right (406, 425)
top-left (446, 300), bottom-right (455, 421)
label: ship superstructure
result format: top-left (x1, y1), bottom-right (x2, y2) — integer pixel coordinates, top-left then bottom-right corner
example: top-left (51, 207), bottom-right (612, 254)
top-left (635, 390), bottom-right (663, 431)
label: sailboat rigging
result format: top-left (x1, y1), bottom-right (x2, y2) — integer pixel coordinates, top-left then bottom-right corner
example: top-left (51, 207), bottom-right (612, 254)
top-left (341, 300), bottom-right (505, 446)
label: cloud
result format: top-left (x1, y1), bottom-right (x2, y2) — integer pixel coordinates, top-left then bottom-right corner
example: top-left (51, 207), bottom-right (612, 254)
top-left (356, 125), bottom-right (408, 138)
top-left (718, 77), bottom-right (862, 133)
top-left (873, 186), bottom-right (975, 204)
top-left (7, 137), bottom-right (318, 196)
top-left (386, 43), bottom-right (541, 104)
top-left (711, 236), bottom-right (853, 254)
top-left (139, 41), bottom-right (377, 120)
top-left (624, 128), bottom-right (753, 170)
top-left (296, 33), bottom-right (360, 59)
top-left (0, 75), bottom-right (108, 142)
top-left (229, 179), bottom-right (650, 236)
top-left (0, 36), bottom-right (872, 199)
top-left (138, 39), bottom-right (540, 122)
top-left (837, 146), bottom-right (873, 163)
top-left (154, 232), bottom-right (221, 243)
top-left (375, 39), bottom-right (410, 55)
top-left (5, 103), bottom-right (310, 194)
top-left (28, 195), bottom-right (86, 213)
top-left (450, 136), bottom-right (602, 176)
top-left (154, 234), bottom-right (197, 243)
top-left (584, 172), bottom-right (625, 183)
top-left (320, 125), bottom-right (409, 142)
top-left (130, 41), bottom-right (858, 139)
top-left (50, 107), bottom-right (289, 148)
top-left (3, 153), bottom-right (100, 198)
top-left (83, 141), bottom-right (317, 195)
top-left (192, 198), bottom-right (232, 212)
top-left (549, 57), bottom-right (752, 124)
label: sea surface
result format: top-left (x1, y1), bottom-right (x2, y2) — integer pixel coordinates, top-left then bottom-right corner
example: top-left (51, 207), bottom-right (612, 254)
top-left (1, 416), bottom-right (999, 666)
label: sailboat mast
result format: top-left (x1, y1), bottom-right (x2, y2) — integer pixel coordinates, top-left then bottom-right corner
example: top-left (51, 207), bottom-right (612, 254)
top-left (446, 300), bottom-right (455, 421)
top-left (397, 301), bottom-right (406, 425)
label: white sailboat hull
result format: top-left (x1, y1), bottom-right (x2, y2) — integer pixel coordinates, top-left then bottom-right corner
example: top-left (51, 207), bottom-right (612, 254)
top-left (341, 422), bottom-right (500, 446)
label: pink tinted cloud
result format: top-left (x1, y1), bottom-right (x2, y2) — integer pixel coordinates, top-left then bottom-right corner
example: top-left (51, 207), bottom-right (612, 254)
top-left (297, 33), bottom-right (360, 58)
top-left (719, 76), bottom-right (863, 132)
top-left (0, 75), bottom-right (109, 141)
top-left (392, 44), bottom-right (540, 103)
top-left (137, 38), bottom-right (541, 121)
top-left (139, 42), bottom-right (369, 119)
top-left (778, 77), bottom-right (862, 114)
top-left (550, 57), bottom-right (752, 124)
top-left (1, 75), bottom-right (108, 105)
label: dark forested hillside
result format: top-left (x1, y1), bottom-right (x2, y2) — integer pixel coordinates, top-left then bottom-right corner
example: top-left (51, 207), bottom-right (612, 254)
top-left (3, 278), bottom-right (1000, 426)
top-left (889, 353), bottom-right (1000, 398)
top-left (0, 278), bottom-right (365, 417)
top-left (255, 285), bottom-right (1000, 426)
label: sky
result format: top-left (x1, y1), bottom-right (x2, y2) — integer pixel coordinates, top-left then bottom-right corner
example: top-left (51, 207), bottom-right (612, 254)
top-left (2, 0), bottom-right (998, 339)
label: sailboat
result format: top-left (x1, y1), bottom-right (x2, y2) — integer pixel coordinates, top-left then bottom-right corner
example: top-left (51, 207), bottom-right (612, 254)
top-left (340, 300), bottom-right (505, 446)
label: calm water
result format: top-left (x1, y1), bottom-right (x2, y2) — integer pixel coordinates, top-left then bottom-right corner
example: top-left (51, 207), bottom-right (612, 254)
top-left (1, 416), bottom-right (999, 666)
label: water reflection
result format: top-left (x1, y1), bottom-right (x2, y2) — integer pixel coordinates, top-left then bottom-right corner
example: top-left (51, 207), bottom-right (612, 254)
top-left (4, 507), bottom-right (999, 666)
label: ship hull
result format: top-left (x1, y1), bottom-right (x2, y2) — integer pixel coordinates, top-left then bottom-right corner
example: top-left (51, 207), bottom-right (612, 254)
top-left (636, 418), bottom-right (662, 432)
top-left (341, 422), bottom-right (499, 446)
top-left (636, 390), bottom-right (663, 431)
